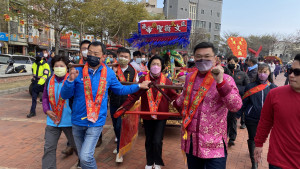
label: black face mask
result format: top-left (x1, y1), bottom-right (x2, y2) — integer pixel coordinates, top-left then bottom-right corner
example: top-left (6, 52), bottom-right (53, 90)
top-left (87, 55), bottom-right (100, 67)
top-left (228, 64), bottom-right (235, 70)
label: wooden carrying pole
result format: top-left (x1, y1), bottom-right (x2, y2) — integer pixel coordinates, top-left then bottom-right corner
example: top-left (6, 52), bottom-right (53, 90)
top-left (120, 82), bottom-right (183, 90)
top-left (125, 111), bottom-right (180, 116)
top-left (68, 63), bottom-right (119, 68)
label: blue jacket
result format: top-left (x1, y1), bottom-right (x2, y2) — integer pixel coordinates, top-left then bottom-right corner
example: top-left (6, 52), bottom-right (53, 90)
top-left (46, 76), bottom-right (72, 127)
top-left (236, 81), bottom-right (277, 124)
top-left (61, 65), bottom-right (140, 127)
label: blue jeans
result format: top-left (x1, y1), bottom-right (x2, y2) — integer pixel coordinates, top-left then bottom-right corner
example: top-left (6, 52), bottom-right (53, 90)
top-left (269, 164), bottom-right (282, 169)
top-left (72, 125), bottom-right (103, 169)
top-left (110, 106), bottom-right (122, 152)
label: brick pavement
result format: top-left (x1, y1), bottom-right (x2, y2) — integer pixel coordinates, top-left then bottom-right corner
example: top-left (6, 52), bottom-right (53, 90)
top-left (0, 73), bottom-right (286, 169)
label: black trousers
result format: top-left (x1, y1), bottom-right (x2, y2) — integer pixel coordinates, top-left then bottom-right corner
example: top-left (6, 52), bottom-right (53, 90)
top-left (227, 112), bottom-right (237, 141)
top-left (240, 112), bottom-right (245, 125)
top-left (245, 122), bottom-right (258, 142)
top-left (30, 83), bottom-right (44, 113)
top-left (144, 119), bottom-right (166, 166)
top-left (186, 138), bottom-right (227, 169)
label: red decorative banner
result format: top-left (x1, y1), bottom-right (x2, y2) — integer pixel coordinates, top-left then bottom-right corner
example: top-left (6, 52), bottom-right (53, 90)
top-left (227, 37), bottom-right (248, 58)
top-left (140, 19), bottom-right (188, 35)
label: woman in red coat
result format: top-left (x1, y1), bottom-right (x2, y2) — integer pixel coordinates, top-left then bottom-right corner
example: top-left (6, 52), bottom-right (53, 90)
top-left (120, 55), bottom-right (178, 169)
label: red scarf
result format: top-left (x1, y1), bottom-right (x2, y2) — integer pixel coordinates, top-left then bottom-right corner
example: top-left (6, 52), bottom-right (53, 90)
top-left (145, 73), bottom-right (166, 119)
top-left (242, 81), bottom-right (271, 99)
top-left (116, 64), bottom-right (138, 82)
top-left (82, 63), bottom-right (107, 123)
top-left (182, 71), bottom-right (214, 129)
top-left (48, 74), bottom-right (69, 125)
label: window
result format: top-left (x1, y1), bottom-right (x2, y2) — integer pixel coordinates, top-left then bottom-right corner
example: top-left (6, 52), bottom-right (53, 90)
top-left (200, 21), bottom-right (206, 28)
top-left (211, 10), bottom-right (213, 16)
top-left (12, 56), bottom-right (31, 64)
top-left (185, 8), bottom-right (187, 11)
top-left (181, 8), bottom-right (183, 10)
top-left (214, 35), bottom-right (219, 41)
top-left (169, 5), bottom-right (172, 8)
top-left (215, 23), bottom-right (221, 30)
top-left (209, 22), bottom-right (212, 32)
top-left (201, 10), bottom-right (204, 14)
top-left (217, 12), bottom-right (220, 17)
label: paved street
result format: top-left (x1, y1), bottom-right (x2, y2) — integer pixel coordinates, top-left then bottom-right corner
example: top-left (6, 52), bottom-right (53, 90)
top-left (0, 73), bottom-right (286, 169)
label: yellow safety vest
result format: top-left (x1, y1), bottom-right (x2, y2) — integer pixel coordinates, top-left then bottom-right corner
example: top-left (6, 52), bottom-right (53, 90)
top-left (32, 60), bottom-right (51, 85)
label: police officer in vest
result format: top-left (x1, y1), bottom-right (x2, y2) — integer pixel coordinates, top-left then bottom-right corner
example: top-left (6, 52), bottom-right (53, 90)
top-left (27, 52), bottom-right (51, 118)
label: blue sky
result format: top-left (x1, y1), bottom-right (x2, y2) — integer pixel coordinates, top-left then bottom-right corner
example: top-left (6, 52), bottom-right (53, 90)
top-left (156, 0), bottom-right (300, 36)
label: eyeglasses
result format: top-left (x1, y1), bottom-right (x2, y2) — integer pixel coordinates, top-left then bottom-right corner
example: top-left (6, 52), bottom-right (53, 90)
top-left (287, 68), bottom-right (300, 76)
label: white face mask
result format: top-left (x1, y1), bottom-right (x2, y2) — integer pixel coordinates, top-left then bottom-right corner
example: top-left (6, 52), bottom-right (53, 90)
top-left (141, 58), bottom-right (147, 61)
top-left (44, 53), bottom-right (48, 57)
top-left (82, 50), bottom-right (88, 57)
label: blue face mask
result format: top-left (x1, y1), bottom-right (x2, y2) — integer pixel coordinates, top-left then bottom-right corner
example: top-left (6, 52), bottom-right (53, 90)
top-left (87, 55), bottom-right (100, 67)
top-left (136, 58), bottom-right (142, 64)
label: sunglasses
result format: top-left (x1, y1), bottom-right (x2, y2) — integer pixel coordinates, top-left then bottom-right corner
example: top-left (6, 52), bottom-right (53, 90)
top-left (287, 68), bottom-right (300, 76)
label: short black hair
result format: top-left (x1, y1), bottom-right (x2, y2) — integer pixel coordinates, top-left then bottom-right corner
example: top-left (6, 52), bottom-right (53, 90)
top-left (133, 51), bottom-right (141, 57)
top-left (227, 56), bottom-right (238, 63)
top-left (51, 55), bottom-right (70, 68)
top-left (107, 50), bottom-right (117, 58)
top-left (257, 63), bottom-right (273, 83)
top-left (249, 57), bottom-right (258, 65)
top-left (258, 56), bottom-right (264, 62)
top-left (117, 47), bottom-right (131, 56)
top-left (193, 42), bottom-right (215, 54)
top-left (294, 54), bottom-right (300, 62)
top-left (88, 41), bottom-right (106, 55)
top-left (147, 55), bottom-right (165, 71)
top-left (80, 40), bottom-right (91, 49)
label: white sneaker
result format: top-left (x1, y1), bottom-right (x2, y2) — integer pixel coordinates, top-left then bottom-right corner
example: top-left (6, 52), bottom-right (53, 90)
top-left (115, 153), bottom-right (123, 163)
top-left (115, 137), bottom-right (118, 143)
top-left (113, 148), bottom-right (117, 154)
top-left (145, 165), bottom-right (153, 169)
top-left (154, 164), bottom-right (161, 169)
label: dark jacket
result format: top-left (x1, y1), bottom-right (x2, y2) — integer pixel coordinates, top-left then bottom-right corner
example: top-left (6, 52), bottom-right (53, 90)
top-left (237, 81), bottom-right (277, 124)
top-left (227, 67), bottom-right (250, 97)
top-left (247, 67), bottom-right (258, 83)
top-left (109, 65), bottom-right (136, 108)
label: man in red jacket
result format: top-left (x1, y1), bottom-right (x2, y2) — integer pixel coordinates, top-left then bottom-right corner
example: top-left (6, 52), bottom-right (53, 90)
top-left (254, 54), bottom-right (300, 169)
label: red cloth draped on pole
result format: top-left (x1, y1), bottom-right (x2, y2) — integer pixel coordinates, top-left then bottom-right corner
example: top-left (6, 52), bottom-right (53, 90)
top-left (118, 100), bottom-right (141, 157)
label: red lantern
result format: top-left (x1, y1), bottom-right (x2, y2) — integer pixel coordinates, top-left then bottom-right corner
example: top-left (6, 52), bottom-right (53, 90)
top-left (20, 20), bottom-right (25, 26)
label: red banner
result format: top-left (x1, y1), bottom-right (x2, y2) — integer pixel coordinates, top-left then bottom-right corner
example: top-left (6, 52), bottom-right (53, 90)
top-left (118, 100), bottom-right (141, 157)
top-left (140, 19), bottom-right (188, 35)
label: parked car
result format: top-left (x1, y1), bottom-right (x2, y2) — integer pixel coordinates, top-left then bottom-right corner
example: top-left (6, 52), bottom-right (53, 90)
top-left (0, 54), bottom-right (35, 74)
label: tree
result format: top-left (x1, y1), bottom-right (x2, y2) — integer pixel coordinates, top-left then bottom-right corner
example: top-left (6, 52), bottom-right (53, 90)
top-left (24, 0), bottom-right (80, 54)
top-left (189, 28), bottom-right (210, 53)
top-left (246, 34), bottom-right (278, 57)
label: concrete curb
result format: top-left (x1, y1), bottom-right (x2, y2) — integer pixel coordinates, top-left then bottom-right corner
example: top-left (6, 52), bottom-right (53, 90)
top-left (0, 86), bottom-right (28, 96)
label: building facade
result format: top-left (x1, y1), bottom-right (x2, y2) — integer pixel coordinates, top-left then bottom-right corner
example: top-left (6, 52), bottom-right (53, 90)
top-left (141, 0), bottom-right (163, 15)
top-left (163, 0), bottom-right (222, 43)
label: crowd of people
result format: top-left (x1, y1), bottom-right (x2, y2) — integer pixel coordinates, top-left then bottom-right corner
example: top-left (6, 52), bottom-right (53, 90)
top-left (26, 40), bottom-right (300, 169)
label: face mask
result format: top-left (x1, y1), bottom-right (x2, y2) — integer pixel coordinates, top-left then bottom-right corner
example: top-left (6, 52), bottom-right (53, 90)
top-left (54, 67), bottom-right (67, 77)
top-left (258, 73), bottom-right (269, 81)
top-left (136, 58), bottom-right (142, 64)
top-left (44, 53), bottom-right (48, 57)
top-left (118, 57), bottom-right (129, 66)
top-left (87, 55), bottom-right (100, 67)
top-left (195, 59), bottom-right (213, 72)
top-left (82, 50), bottom-right (88, 57)
top-left (189, 58), bottom-right (195, 62)
top-left (150, 65), bottom-right (161, 75)
top-left (141, 58), bottom-right (147, 61)
top-left (228, 64), bottom-right (235, 70)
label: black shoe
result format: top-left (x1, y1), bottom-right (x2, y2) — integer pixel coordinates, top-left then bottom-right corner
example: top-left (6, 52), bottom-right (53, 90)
top-left (240, 124), bottom-right (246, 129)
top-left (61, 146), bottom-right (74, 156)
top-left (228, 140), bottom-right (235, 147)
top-left (27, 112), bottom-right (36, 118)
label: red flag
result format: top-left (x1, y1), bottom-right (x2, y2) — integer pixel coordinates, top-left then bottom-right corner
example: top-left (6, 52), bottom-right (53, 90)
top-left (118, 100), bottom-right (141, 157)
